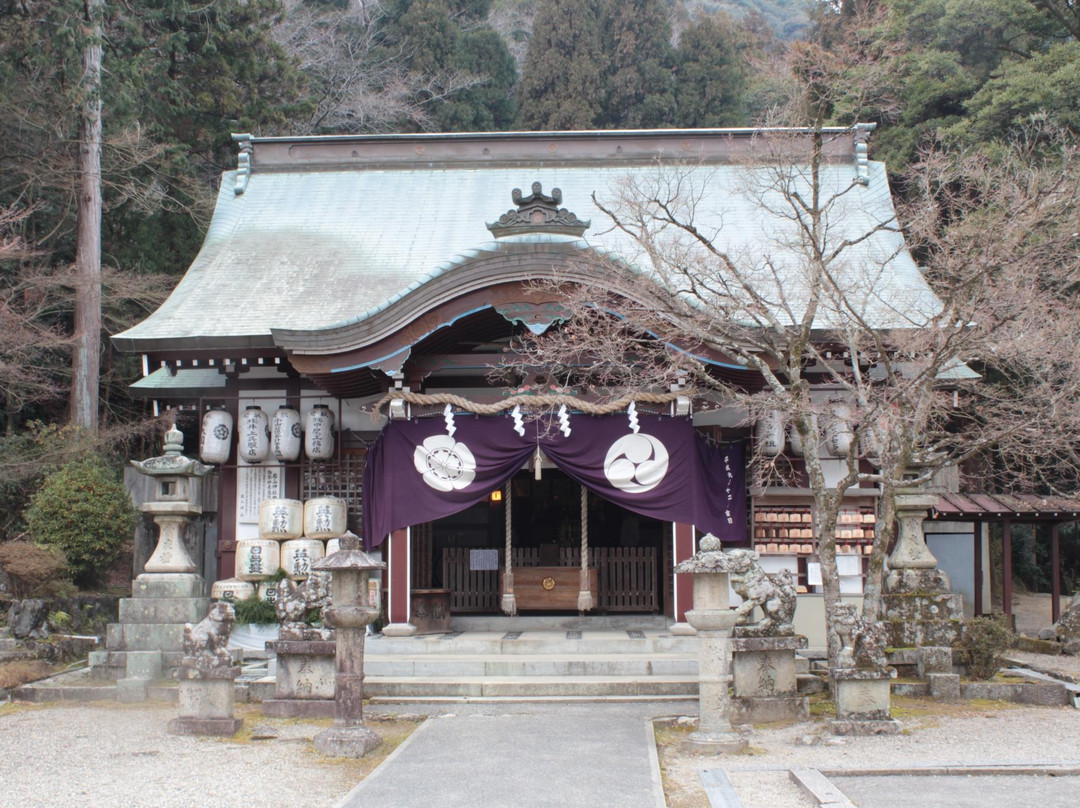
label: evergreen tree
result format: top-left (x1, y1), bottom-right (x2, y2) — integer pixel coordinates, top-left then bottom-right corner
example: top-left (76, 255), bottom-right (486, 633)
top-left (517, 0), bottom-right (605, 129)
top-left (674, 16), bottom-right (749, 127)
top-left (599, 0), bottom-right (676, 128)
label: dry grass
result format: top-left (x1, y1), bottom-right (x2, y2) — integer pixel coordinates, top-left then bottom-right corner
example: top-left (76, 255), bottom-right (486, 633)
top-left (0, 659), bottom-right (56, 690)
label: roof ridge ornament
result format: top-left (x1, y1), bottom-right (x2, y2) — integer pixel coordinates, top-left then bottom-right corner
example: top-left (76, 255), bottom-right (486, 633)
top-left (487, 181), bottom-right (590, 238)
top-left (232, 133), bottom-right (253, 195)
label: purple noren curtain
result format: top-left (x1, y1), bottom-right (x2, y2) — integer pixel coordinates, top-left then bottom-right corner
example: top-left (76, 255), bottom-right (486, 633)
top-left (362, 412), bottom-right (745, 549)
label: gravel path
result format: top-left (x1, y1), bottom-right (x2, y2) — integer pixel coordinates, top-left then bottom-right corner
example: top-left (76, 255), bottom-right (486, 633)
top-left (0, 702), bottom-right (386, 808)
top-left (2, 696), bottom-right (1079, 808)
top-left (663, 700), bottom-right (1080, 808)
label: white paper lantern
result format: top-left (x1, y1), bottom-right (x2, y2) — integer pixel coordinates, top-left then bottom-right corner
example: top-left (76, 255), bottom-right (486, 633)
top-left (235, 539), bottom-right (280, 581)
top-left (211, 577), bottom-right (256, 602)
top-left (271, 406), bottom-right (302, 462)
top-left (756, 410), bottom-right (785, 457)
top-left (304, 404), bottom-right (335, 461)
top-left (281, 538), bottom-right (325, 580)
top-left (239, 405), bottom-right (270, 464)
top-left (826, 402), bottom-right (854, 458)
top-left (304, 496), bottom-right (347, 539)
top-left (200, 408), bottom-right (233, 464)
top-left (258, 498), bottom-right (304, 540)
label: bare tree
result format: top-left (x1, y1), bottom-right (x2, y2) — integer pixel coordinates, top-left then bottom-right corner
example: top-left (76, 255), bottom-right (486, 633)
top-left (497, 124), bottom-right (1080, 673)
top-left (274, 0), bottom-right (487, 133)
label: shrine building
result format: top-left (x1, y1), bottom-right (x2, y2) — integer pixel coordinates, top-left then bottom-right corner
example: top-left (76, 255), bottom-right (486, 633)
top-left (114, 127), bottom-right (988, 639)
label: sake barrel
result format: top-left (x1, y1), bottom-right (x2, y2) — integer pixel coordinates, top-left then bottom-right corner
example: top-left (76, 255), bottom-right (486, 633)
top-left (303, 496), bottom-right (347, 539)
top-left (258, 498), bottom-right (303, 540)
top-left (325, 538), bottom-right (341, 556)
top-left (199, 408), bottom-right (233, 464)
top-left (239, 405), bottom-right (270, 464)
top-left (304, 404), bottom-right (335, 461)
top-left (281, 538), bottom-right (325, 580)
top-left (211, 577), bottom-right (256, 602)
top-left (235, 538), bottom-right (280, 581)
top-left (271, 406), bottom-right (302, 462)
top-left (258, 579), bottom-right (287, 604)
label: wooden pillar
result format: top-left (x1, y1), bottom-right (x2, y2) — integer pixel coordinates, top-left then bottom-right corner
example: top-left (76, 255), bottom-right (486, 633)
top-left (384, 527), bottom-right (414, 633)
top-left (1002, 519), bottom-right (1013, 616)
top-left (973, 520), bottom-right (983, 617)
top-left (1052, 522), bottom-right (1062, 624)
top-left (216, 376), bottom-right (240, 579)
top-left (672, 522), bottom-right (696, 623)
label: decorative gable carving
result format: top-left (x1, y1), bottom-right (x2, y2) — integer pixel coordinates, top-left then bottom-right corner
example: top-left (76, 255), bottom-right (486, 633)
top-left (487, 182), bottom-right (590, 238)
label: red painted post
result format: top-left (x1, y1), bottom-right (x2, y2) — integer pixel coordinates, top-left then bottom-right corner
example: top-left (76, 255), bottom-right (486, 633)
top-left (1052, 522), bottom-right (1061, 624)
top-left (387, 528), bottom-right (411, 625)
top-left (673, 522), bottom-right (696, 622)
top-left (1002, 519), bottom-right (1013, 617)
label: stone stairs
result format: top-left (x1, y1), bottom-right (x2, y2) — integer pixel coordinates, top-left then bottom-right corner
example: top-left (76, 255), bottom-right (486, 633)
top-left (363, 618), bottom-right (701, 702)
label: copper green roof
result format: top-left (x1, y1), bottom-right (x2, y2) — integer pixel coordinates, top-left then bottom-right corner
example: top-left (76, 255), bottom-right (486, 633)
top-left (112, 128), bottom-right (941, 354)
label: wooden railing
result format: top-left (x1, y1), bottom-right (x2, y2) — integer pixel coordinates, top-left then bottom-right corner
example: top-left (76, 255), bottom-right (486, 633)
top-left (441, 546), bottom-right (658, 613)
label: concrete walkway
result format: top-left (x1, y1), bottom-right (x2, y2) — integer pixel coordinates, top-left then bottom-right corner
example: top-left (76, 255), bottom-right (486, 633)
top-left (337, 704), bottom-right (667, 808)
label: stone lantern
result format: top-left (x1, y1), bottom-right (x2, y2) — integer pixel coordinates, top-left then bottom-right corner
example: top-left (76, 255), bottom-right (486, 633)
top-left (673, 535), bottom-right (747, 753)
top-left (311, 532), bottom-right (386, 757)
top-left (90, 422), bottom-right (214, 700)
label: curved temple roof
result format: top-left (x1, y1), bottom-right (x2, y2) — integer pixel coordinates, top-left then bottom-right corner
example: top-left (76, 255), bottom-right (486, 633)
top-left (112, 128), bottom-right (941, 355)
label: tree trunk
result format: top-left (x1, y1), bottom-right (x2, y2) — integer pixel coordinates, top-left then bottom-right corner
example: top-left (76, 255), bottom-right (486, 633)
top-left (71, 0), bottom-right (104, 432)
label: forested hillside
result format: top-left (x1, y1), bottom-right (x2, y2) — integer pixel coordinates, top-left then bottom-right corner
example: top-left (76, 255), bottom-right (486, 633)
top-left (0, 0), bottom-right (1078, 535)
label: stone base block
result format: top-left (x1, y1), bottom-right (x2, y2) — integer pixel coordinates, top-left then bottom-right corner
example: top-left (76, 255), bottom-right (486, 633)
top-left (132, 573), bottom-right (204, 599)
top-left (167, 717), bottom-right (243, 737)
top-left (682, 731), bottom-right (748, 754)
top-left (117, 678), bottom-right (149, 703)
top-left (269, 642), bottom-right (336, 700)
top-left (125, 650), bottom-right (162, 680)
top-left (797, 674), bottom-right (827, 695)
top-left (262, 698), bottom-right (336, 719)
top-left (917, 646), bottom-right (955, 677)
top-left (833, 674), bottom-right (892, 721)
top-left (177, 671), bottom-right (238, 720)
top-left (669, 622), bottom-right (697, 636)
top-left (731, 695), bottom-right (808, 725)
top-left (828, 718), bottom-right (901, 736)
top-left (381, 622), bottom-right (417, 638)
top-left (106, 622), bottom-right (186, 653)
top-left (928, 673), bottom-right (961, 700)
top-left (119, 597), bottom-right (209, 625)
top-left (314, 725), bottom-right (381, 758)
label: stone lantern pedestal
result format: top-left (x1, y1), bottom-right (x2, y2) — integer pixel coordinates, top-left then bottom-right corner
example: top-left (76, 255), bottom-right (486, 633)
top-left (90, 425), bottom-right (214, 700)
top-left (675, 537), bottom-right (747, 753)
top-left (829, 669), bottom-right (899, 736)
top-left (311, 534), bottom-right (386, 758)
top-left (168, 661), bottom-right (243, 737)
top-left (731, 635), bottom-right (809, 725)
top-left (882, 488), bottom-right (963, 690)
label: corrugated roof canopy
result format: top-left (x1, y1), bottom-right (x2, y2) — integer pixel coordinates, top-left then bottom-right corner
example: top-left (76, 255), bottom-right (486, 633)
top-left (932, 492), bottom-right (1080, 521)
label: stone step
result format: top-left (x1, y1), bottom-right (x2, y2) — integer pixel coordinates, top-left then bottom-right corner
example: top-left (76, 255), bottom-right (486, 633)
top-left (0, 648), bottom-right (38, 663)
top-left (365, 652), bottom-right (697, 678)
top-left (366, 632), bottom-right (697, 657)
top-left (0, 637), bottom-right (20, 651)
top-left (365, 674), bottom-right (699, 700)
top-left (451, 615), bottom-right (672, 631)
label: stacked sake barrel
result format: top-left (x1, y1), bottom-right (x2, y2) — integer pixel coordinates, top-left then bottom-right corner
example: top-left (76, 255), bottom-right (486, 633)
top-left (212, 496), bottom-right (347, 603)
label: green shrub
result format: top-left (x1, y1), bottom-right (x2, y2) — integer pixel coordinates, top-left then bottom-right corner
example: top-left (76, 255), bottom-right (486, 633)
top-left (0, 540), bottom-right (72, 598)
top-left (24, 456), bottom-right (136, 588)
top-left (963, 615), bottom-right (1015, 680)
top-left (232, 595), bottom-right (278, 625)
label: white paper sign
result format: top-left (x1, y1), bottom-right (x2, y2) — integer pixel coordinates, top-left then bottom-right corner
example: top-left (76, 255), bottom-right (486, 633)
top-left (470, 549), bottom-right (499, 571)
top-left (837, 555), bottom-right (862, 576)
top-left (237, 466), bottom-right (284, 523)
top-left (807, 562), bottom-right (822, 586)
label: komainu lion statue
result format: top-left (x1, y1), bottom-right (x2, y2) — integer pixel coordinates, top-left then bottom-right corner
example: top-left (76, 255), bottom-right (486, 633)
top-left (276, 571), bottom-right (333, 641)
top-left (831, 602), bottom-right (888, 671)
top-left (183, 601), bottom-right (235, 668)
top-left (726, 548), bottom-right (797, 636)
